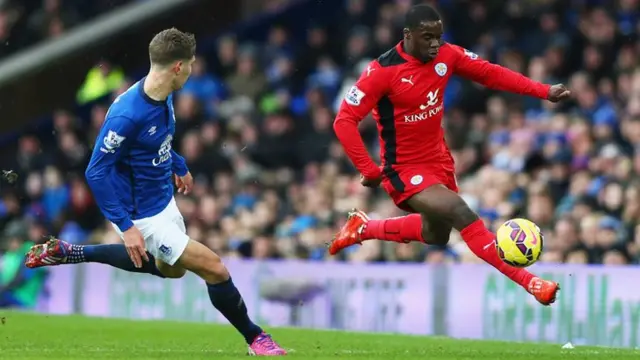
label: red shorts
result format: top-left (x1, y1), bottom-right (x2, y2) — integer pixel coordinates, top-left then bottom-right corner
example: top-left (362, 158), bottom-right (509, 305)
top-left (381, 165), bottom-right (459, 212)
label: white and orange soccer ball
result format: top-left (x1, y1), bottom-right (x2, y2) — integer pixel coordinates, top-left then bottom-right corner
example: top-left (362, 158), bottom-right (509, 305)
top-left (495, 218), bottom-right (544, 268)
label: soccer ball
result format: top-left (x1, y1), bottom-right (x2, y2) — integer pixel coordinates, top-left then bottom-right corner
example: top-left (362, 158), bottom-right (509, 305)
top-left (495, 218), bottom-right (544, 267)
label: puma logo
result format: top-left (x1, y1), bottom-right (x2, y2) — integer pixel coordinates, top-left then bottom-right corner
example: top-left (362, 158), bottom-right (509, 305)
top-left (366, 66), bottom-right (375, 76)
top-left (401, 76), bottom-right (414, 86)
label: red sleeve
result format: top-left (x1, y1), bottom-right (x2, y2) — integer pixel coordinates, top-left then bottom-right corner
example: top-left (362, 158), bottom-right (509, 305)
top-left (450, 45), bottom-right (550, 100)
top-left (333, 60), bottom-right (389, 179)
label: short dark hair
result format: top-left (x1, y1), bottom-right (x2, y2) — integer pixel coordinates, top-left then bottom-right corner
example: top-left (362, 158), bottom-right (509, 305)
top-left (148, 28), bottom-right (196, 66)
top-left (405, 5), bottom-right (441, 29)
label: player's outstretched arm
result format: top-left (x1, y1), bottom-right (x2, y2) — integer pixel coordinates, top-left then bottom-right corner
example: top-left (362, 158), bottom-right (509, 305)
top-left (451, 45), bottom-right (569, 102)
top-left (85, 116), bottom-right (137, 233)
top-left (333, 60), bottom-right (389, 180)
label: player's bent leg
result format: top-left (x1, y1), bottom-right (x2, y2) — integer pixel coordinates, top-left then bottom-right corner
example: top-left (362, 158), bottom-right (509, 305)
top-left (175, 239), bottom-right (229, 282)
top-left (24, 238), bottom-right (166, 278)
top-left (328, 170), bottom-right (462, 255)
top-left (328, 209), bottom-right (426, 255)
top-left (405, 185), bottom-right (474, 230)
top-left (328, 207), bottom-right (451, 254)
top-left (405, 186), bottom-right (559, 305)
top-left (421, 216), bottom-right (452, 246)
top-left (154, 259), bottom-right (187, 279)
top-left (177, 239), bottom-right (286, 356)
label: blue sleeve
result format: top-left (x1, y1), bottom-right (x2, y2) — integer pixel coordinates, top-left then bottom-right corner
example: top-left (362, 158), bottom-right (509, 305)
top-left (85, 116), bottom-right (137, 232)
top-left (170, 149), bottom-right (189, 176)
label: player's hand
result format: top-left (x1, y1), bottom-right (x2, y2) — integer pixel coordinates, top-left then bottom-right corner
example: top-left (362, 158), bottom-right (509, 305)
top-left (123, 226), bottom-right (148, 268)
top-left (547, 84), bottom-right (571, 103)
top-left (174, 172), bottom-right (193, 195)
top-left (360, 174), bottom-right (382, 188)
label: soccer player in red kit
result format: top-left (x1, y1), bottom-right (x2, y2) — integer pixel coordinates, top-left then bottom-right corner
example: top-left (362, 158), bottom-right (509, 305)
top-left (330, 5), bottom-right (570, 305)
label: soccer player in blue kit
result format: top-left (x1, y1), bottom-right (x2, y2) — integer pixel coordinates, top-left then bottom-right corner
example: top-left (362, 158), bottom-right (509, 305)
top-left (25, 28), bottom-right (286, 356)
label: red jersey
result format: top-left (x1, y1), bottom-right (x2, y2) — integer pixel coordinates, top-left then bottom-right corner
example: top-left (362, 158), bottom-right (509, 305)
top-left (333, 42), bottom-right (550, 180)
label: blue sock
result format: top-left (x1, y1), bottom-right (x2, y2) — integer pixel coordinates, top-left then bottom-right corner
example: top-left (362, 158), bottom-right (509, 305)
top-left (207, 278), bottom-right (262, 344)
top-left (69, 244), bottom-right (165, 278)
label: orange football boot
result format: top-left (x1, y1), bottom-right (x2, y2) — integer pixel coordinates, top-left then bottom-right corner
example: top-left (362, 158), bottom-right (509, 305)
top-left (528, 277), bottom-right (560, 305)
top-left (327, 209), bottom-right (369, 255)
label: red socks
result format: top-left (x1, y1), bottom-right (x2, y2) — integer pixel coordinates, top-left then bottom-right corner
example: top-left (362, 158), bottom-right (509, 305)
top-left (460, 219), bottom-right (534, 290)
top-left (361, 215), bottom-right (535, 291)
top-left (361, 214), bottom-right (424, 243)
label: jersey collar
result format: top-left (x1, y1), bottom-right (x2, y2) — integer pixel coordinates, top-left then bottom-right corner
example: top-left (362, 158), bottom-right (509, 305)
top-left (139, 77), bottom-right (167, 106)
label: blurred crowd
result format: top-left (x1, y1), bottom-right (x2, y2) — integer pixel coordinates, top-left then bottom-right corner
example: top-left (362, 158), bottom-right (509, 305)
top-left (0, 0), bottom-right (140, 58)
top-left (1, 0), bottom-right (640, 270)
top-left (0, 0), bottom-right (299, 59)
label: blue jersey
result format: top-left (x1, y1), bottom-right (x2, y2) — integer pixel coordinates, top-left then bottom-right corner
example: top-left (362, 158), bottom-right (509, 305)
top-left (85, 78), bottom-right (188, 232)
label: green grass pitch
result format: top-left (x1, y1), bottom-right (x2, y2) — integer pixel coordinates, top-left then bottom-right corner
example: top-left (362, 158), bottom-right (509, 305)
top-left (1, 311), bottom-right (639, 359)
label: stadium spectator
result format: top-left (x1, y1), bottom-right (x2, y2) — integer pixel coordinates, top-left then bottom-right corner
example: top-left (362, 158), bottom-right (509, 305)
top-left (76, 60), bottom-right (126, 105)
top-left (0, 229), bottom-right (48, 309)
top-left (0, 0), bottom-right (140, 58)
